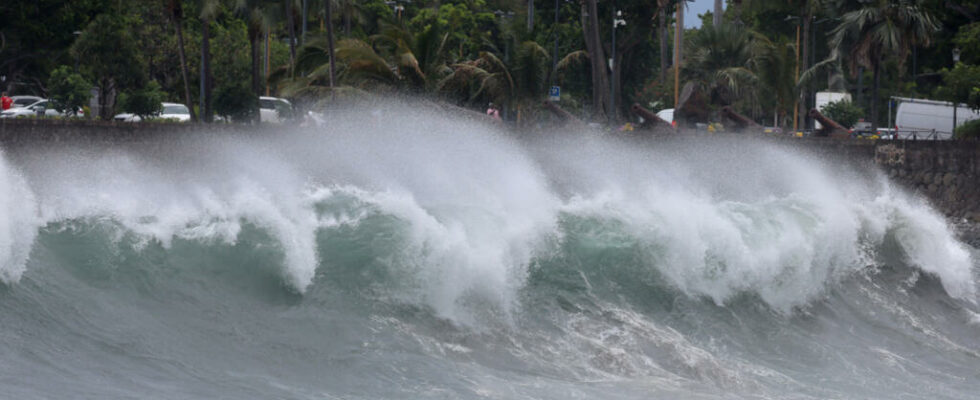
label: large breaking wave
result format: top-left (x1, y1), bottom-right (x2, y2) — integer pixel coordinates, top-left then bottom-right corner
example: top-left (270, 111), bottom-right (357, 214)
top-left (0, 102), bottom-right (978, 399)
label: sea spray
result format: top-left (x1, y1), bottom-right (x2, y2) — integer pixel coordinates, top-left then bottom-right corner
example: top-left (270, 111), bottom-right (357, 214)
top-left (0, 103), bottom-right (978, 399)
top-left (0, 149), bottom-right (38, 283)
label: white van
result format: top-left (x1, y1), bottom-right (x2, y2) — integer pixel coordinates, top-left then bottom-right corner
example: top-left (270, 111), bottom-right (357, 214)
top-left (259, 96), bottom-right (292, 123)
top-left (894, 97), bottom-right (980, 139)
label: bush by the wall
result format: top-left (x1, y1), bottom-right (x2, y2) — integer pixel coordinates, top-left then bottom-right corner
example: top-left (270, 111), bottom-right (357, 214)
top-left (118, 81), bottom-right (165, 120)
top-left (214, 84), bottom-right (257, 122)
top-left (820, 99), bottom-right (864, 129)
top-left (47, 66), bottom-right (92, 116)
top-left (955, 119), bottom-right (980, 139)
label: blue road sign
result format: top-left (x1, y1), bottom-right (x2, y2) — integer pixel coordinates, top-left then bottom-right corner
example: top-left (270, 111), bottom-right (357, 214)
top-left (549, 86), bottom-right (560, 101)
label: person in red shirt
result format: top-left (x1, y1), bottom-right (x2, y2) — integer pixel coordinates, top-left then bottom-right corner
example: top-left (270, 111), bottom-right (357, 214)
top-left (0, 92), bottom-right (12, 110)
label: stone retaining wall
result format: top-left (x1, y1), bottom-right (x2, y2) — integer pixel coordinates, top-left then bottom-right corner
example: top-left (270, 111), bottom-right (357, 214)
top-left (875, 140), bottom-right (980, 220)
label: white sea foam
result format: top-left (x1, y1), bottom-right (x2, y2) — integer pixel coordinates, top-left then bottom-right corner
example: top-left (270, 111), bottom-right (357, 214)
top-left (0, 150), bottom-right (38, 283)
top-left (0, 102), bottom-right (975, 318)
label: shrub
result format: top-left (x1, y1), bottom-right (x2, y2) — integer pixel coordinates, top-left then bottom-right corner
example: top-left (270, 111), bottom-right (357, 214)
top-left (820, 99), bottom-right (864, 129)
top-left (955, 119), bottom-right (980, 139)
top-left (47, 66), bottom-right (92, 116)
top-left (118, 81), bottom-right (165, 120)
top-left (214, 84), bottom-right (257, 122)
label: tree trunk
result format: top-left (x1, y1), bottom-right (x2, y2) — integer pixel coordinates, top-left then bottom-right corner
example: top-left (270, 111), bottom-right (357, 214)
top-left (287, 0), bottom-right (297, 73)
top-left (713, 0), bottom-right (722, 27)
top-left (659, 5), bottom-right (668, 83)
top-left (201, 16), bottom-right (212, 123)
top-left (344, 1), bottom-right (351, 36)
top-left (528, 0), bottom-right (535, 31)
top-left (871, 61), bottom-right (880, 127)
top-left (173, 11), bottom-right (197, 121)
top-left (302, 0), bottom-right (308, 45)
top-left (98, 79), bottom-right (114, 121)
top-left (799, 10), bottom-right (810, 129)
top-left (581, 0), bottom-right (609, 120)
top-left (250, 29), bottom-right (262, 122)
top-left (326, 0), bottom-right (337, 87)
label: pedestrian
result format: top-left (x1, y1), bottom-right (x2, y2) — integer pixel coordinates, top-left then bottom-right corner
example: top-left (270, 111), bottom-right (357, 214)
top-left (486, 103), bottom-right (500, 120)
top-left (0, 92), bottom-right (12, 110)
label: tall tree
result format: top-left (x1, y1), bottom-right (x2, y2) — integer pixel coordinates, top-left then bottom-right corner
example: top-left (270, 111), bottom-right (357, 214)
top-left (828, 0), bottom-right (939, 126)
top-left (658, 0), bottom-right (671, 83)
top-left (580, 0), bottom-right (609, 120)
top-left (682, 23), bottom-right (762, 110)
top-left (166, 0), bottom-right (198, 121)
top-left (287, 0), bottom-right (298, 71)
top-left (714, 0), bottom-right (722, 27)
top-left (200, 0), bottom-right (221, 123)
top-left (72, 13), bottom-right (146, 120)
top-left (235, 0), bottom-right (273, 116)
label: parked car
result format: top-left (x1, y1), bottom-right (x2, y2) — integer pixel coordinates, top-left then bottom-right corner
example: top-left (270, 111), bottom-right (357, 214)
top-left (259, 96), bottom-right (293, 123)
top-left (0, 99), bottom-right (84, 118)
top-left (656, 108), bottom-right (674, 125)
top-left (10, 95), bottom-right (44, 108)
top-left (114, 102), bottom-right (192, 122)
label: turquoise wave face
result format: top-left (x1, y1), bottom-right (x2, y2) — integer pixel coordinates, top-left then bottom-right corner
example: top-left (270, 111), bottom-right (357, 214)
top-left (0, 104), bottom-right (978, 399)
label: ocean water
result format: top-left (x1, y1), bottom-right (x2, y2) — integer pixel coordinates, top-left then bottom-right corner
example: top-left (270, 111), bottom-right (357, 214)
top-left (0, 104), bottom-right (978, 399)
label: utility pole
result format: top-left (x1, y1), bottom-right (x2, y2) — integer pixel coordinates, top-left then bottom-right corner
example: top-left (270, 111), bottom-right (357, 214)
top-left (793, 22), bottom-right (799, 132)
top-left (674, 1), bottom-right (682, 109)
top-left (611, 9), bottom-right (625, 124)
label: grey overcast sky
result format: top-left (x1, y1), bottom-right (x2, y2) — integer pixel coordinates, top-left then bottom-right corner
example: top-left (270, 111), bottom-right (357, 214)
top-left (685, 0), bottom-right (722, 28)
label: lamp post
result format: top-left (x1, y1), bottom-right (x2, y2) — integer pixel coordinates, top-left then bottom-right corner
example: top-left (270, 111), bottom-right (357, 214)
top-left (610, 9), bottom-right (625, 123)
top-left (953, 48), bottom-right (960, 135)
top-left (73, 31), bottom-right (82, 72)
top-left (674, 2), bottom-right (682, 110)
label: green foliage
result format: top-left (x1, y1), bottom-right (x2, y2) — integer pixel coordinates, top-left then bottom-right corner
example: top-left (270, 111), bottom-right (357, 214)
top-left (937, 63), bottom-right (980, 112)
top-left (952, 23), bottom-right (980, 65)
top-left (683, 24), bottom-right (762, 112)
top-left (214, 84), bottom-right (258, 122)
top-left (47, 66), bottom-right (92, 117)
top-left (72, 12), bottom-right (147, 119)
top-left (118, 81), bottom-right (166, 119)
top-left (408, 0), bottom-right (496, 61)
top-left (954, 119), bottom-right (980, 139)
top-left (820, 99), bottom-right (864, 129)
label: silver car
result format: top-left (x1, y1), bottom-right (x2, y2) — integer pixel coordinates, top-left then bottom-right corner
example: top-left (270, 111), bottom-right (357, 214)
top-left (0, 99), bottom-right (84, 118)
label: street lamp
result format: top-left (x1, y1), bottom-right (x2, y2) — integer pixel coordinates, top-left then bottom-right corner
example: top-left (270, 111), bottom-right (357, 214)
top-left (73, 31), bottom-right (83, 72)
top-left (610, 10), bottom-right (625, 123)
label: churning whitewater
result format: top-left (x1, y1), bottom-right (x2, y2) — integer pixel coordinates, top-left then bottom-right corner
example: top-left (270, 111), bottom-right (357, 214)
top-left (0, 104), bottom-right (978, 399)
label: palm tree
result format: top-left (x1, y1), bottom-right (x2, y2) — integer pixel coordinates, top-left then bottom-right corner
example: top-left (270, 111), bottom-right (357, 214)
top-left (827, 0), bottom-right (938, 126)
top-left (658, 0), bottom-right (671, 83)
top-left (713, 0), bottom-right (722, 26)
top-left (580, 0), bottom-right (610, 120)
top-left (200, 0), bottom-right (220, 122)
top-left (757, 37), bottom-right (798, 127)
top-left (166, 0), bottom-right (197, 121)
top-left (287, 0), bottom-right (298, 71)
top-left (682, 23), bottom-right (764, 113)
top-left (439, 41), bottom-right (550, 125)
top-left (280, 22), bottom-right (449, 94)
top-left (235, 0), bottom-right (275, 102)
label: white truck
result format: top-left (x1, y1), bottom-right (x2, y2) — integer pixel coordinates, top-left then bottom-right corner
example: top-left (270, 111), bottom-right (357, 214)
top-left (892, 97), bottom-right (980, 140)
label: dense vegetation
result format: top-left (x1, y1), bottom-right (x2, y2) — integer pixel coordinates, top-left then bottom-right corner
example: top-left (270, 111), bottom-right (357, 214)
top-left (1, 0), bottom-right (977, 127)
